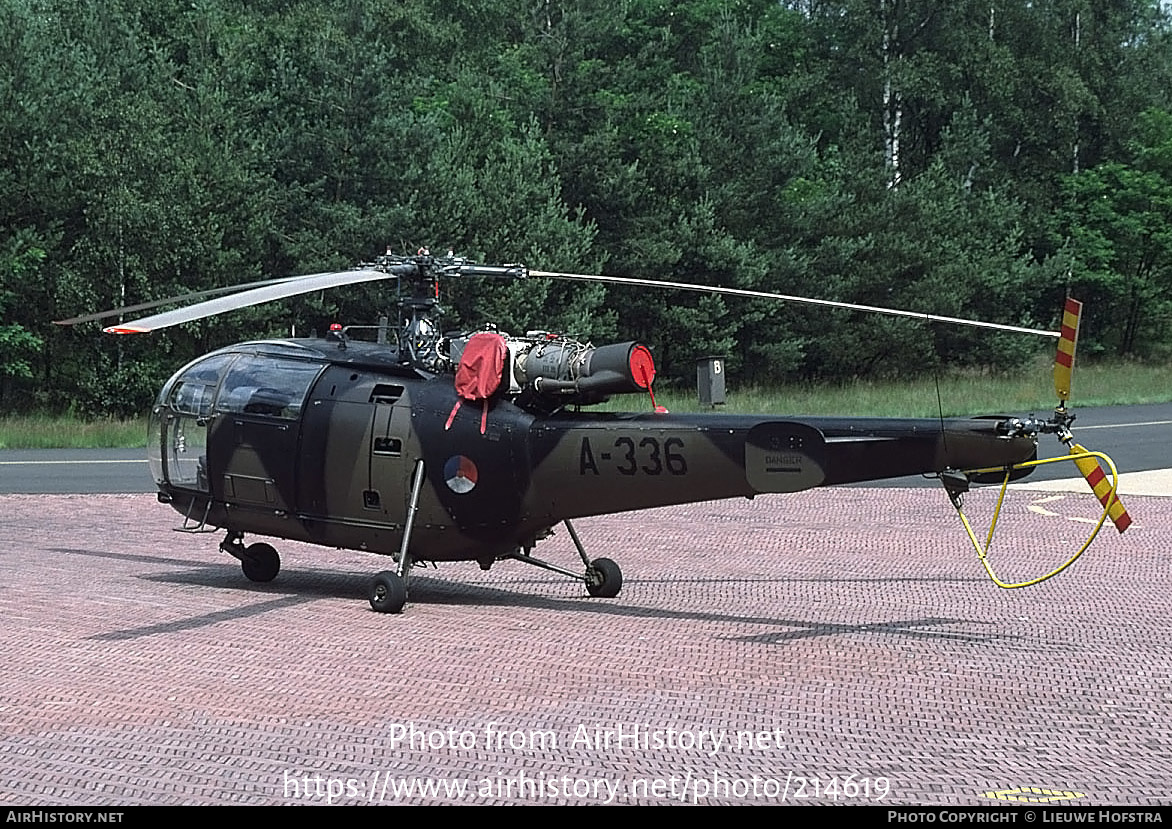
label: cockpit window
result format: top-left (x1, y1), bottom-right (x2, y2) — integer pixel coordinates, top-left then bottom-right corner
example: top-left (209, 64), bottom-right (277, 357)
top-left (214, 355), bottom-right (322, 419)
top-left (168, 354), bottom-right (236, 416)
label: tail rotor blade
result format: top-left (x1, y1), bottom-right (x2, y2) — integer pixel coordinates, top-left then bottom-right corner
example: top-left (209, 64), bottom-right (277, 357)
top-left (1069, 441), bottom-right (1132, 533)
top-left (1053, 297), bottom-right (1082, 404)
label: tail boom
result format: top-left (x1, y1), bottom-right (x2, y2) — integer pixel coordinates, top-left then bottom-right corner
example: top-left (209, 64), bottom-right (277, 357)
top-left (524, 413), bottom-right (1037, 523)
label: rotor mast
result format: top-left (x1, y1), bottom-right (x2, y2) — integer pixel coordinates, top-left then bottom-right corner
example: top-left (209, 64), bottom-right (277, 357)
top-left (367, 250), bottom-right (528, 371)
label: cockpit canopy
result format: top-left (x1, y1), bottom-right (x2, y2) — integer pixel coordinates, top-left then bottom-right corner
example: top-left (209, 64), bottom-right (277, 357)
top-left (149, 349), bottom-right (325, 488)
top-left (160, 351), bottom-right (323, 420)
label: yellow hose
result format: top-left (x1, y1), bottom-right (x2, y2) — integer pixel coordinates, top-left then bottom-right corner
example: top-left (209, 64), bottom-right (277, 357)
top-left (949, 450), bottom-right (1121, 589)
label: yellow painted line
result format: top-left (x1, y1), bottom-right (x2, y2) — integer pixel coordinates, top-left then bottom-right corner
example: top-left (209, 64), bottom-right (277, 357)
top-left (983, 786), bottom-right (1086, 803)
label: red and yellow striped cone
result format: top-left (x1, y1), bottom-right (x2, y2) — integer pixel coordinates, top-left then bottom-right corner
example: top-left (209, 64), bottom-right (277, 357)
top-left (1053, 297), bottom-right (1081, 403)
top-left (1069, 442), bottom-right (1132, 533)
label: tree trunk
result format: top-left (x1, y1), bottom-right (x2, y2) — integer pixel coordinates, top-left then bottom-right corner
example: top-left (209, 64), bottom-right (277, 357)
top-left (882, 0), bottom-right (903, 188)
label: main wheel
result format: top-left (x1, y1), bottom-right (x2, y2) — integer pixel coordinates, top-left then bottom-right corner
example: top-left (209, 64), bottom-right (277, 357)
top-left (369, 571), bottom-right (408, 614)
top-left (585, 557), bottom-right (622, 598)
top-left (241, 542), bottom-right (280, 582)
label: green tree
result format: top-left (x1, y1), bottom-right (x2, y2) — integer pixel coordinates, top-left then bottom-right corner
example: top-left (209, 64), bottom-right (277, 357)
top-left (1057, 108), bottom-right (1172, 356)
top-left (0, 235), bottom-right (46, 407)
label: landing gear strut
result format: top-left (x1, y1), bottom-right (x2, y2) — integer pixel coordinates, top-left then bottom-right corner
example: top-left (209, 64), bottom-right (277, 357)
top-left (368, 459), bottom-right (425, 614)
top-left (507, 519), bottom-right (624, 599)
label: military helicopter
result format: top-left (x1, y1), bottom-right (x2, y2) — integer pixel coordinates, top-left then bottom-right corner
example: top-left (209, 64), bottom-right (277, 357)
top-left (58, 251), bottom-right (1130, 613)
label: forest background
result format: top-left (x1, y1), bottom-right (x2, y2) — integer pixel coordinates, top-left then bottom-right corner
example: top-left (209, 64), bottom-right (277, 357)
top-left (2, 0), bottom-right (1171, 417)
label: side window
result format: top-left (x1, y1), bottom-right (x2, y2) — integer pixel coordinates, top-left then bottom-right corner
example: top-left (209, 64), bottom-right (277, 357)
top-left (168, 354), bottom-right (236, 416)
top-left (214, 356), bottom-right (322, 419)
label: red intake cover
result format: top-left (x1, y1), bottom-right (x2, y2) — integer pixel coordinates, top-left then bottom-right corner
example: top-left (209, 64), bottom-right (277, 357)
top-left (454, 331), bottom-right (507, 402)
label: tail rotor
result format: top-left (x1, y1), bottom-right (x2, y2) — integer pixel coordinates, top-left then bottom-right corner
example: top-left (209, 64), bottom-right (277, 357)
top-left (1049, 298), bottom-right (1132, 533)
top-left (948, 296), bottom-right (1132, 589)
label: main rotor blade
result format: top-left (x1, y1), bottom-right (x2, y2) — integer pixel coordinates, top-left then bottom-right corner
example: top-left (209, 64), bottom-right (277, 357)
top-left (102, 268), bottom-right (396, 334)
top-left (531, 271), bottom-right (1060, 338)
top-left (54, 275), bottom-right (308, 326)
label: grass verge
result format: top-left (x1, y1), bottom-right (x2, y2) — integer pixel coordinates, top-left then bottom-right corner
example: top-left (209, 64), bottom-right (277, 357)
top-left (0, 415), bottom-right (147, 450)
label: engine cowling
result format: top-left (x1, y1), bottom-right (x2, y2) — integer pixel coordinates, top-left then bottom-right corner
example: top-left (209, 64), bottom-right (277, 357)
top-left (519, 338), bottom-right (655, 403)
top-left (450, 332), bottom-right (657, 406)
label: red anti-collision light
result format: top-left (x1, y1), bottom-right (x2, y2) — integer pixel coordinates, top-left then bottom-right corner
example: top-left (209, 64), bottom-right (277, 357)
top-left (329, 323), bottom-right (343, 331)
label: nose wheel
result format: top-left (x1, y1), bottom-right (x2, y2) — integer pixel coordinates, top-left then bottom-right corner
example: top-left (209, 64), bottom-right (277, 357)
top-left (241, 543), bottom-right (280, 582)
top-left (221, 533), bottom-right (281, 582)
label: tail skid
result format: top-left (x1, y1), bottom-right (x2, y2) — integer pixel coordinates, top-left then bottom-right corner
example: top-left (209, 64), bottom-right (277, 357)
top-left (943, 449), bottom-right (1128, 589)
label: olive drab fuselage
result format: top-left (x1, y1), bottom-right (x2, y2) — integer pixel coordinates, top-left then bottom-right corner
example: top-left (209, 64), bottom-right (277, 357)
top-left (149, 338), bottom-right (1039, 568)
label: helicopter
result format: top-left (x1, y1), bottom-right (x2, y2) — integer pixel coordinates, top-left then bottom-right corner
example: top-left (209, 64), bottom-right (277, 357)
top-left (57, 251), bottom-right (1130, 613)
